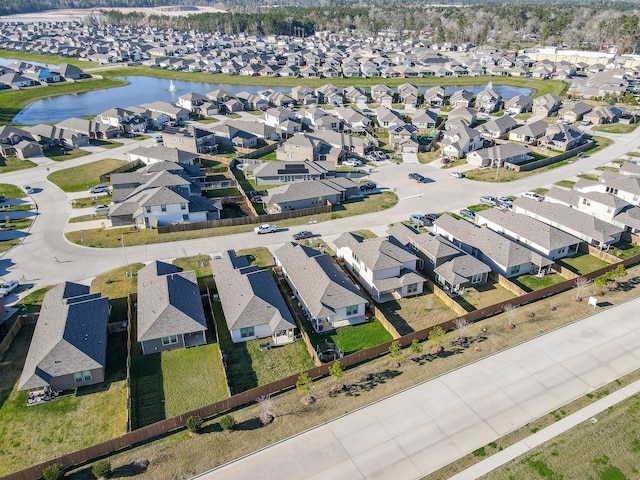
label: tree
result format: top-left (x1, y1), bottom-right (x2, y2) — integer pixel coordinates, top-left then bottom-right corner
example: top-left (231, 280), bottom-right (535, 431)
top-left (43, 463), bottom-right (65, 480)
top-left (428, 326), bottom-right (446, 353)
top-left (91, 460), bottom-right (111, 479)
top-left (503, 304), bottom-right (517, 329)
top-left (409, 339), bottom-right (423, 361)
top-left (574, 277), bottom-right (591, 301)
top-left (388, 340), bottom-right (402, 367)
top-left (296, 372), bottom-right (314, 405)
top-left (256, 395), bottom-right (275, 425)
top-left (185, 415), bottom-right (204, 434)
top-left (219, 414), bottom-right (236, 432)
top-left (328, 360), bottom-right (345, 391)
top-left (454, 318), bottom-right (470, 343)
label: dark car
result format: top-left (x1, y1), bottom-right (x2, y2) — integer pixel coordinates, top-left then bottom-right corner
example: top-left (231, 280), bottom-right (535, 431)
top-left (460, 209), bottom-right (476, 220)
top-left (424, 213), bottom-right (440, 223)
top-left (293, 231), bottom-right (314, 241)
top-left (409, 172), bottom-right (428, 183)
top-left (359, 182), bottom-right (377, 191)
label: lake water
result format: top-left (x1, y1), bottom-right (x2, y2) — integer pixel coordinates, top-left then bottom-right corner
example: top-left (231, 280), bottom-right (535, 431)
top-left (11, 74), bottom-right (533, 125)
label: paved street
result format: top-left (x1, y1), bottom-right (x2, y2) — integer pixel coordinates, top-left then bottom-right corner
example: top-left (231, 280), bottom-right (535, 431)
top-left (193, 297), bottom-right (640, 480)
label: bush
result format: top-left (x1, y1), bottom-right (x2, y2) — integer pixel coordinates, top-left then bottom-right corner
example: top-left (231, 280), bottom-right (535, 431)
top-left (43, 463), bottom-right (65, 480)
top-left (219, 414), bottom-right (236, 432)
top-left (91, 460), bottom-right (111, 479)
top-left (185, 415), bottom-right (204, 434)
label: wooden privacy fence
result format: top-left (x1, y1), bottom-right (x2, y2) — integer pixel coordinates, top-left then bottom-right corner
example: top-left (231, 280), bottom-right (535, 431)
top-left (99, 159), bottom-right (144, 182)
top-left (5, 254), bottom-right (640, 480)
top-left (0, 313), bottom-right (37, 361)
top-left (156, 204), bottom-right (331, 234)
top-left (506, 141), bottom-right (595, 172)
top-left (125, 294), bottom-right (136, 432)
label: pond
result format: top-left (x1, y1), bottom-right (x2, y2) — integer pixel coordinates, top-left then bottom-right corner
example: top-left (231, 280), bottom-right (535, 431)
top-left (11, 74), bottom-right (533, 125)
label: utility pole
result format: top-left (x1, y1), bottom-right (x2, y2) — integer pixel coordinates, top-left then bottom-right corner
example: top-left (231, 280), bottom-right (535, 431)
top-left (121, 234), bottom-right (129, 266)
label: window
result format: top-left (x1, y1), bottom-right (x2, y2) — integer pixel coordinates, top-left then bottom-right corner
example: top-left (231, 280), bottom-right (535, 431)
top-left (471, 274), bottom-right (483, 284)
top-left (162, 335), bottom-right (178, 346)
top-left (182, 214), bottom-right (189, 221)
top-left (509, 265), bottom-right (521, 276)
top-left (582, 198), bottom-right (591, 206)
top-left (181, 203), bottom-right (187, 210)
top-left (240, 326), bottom-right (255, 338)
top-left (74, 370), bottom-right (92, 383)
top-left (161, 204), bottom-right (167, 212)
top-left (145, 206), bottom-right (151, 213)
top-left (346, 305), bottom-right (359, 316)
top-left (407, 283), bottom-right (418, 294)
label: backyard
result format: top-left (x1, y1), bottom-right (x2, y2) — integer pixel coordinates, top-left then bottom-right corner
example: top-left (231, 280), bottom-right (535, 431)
top-left (514, 272), bottom-right (568, 292)
top-left (457, 281), bottom-right (517, 311)
top-left (556, 252), bottom-right (611, 275)
top-left (48, 158), bottom-right (129, 192)
top-left (377, 292), bottom-right (458, 336)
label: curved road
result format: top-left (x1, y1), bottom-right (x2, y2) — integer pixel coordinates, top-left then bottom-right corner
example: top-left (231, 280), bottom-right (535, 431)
top-left (0, 128), bottom-right (638, 293)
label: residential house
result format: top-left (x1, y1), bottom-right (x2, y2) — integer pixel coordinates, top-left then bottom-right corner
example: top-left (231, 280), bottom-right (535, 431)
top-left (140, 101), bottom-right (189, 123)
top-left (274, 242), bottom-right (368, 333)
top-left (177, 92), bottom-right (209, 113)
top-left (446, 106), bottom-right (477, 126)
top-left (475, 88), bottom-right (502, 113)
top-left (475, 115), bottom-right (518, 139)
top-left (583, 106), bottom-right (623, 125)
top-left (466, 143), bottom-right (532, 168)
top-left (559, 102), bottom-right (593, 123)
top-left (335, 232), bottom-right (425, 302)
top-left (533, 94), bottom-right (562, 117)
top-left (513, 196), bottom-right (623, 248)
top-left (441, 124), bottom-right (484, 159)
top-left (333, 106), bottom-right (371, 132)
top-left (56, 118), bottom-right (119, 140)
top-left (0, 125), bottom-right (43, 159)
top-left (370, 84), bottom-right (393, 107)
top-left (449, 89), bottom-right (474, 108)
top-left (538, 123), bottom-right (585, 152)
top-left (397, 83), bottom-right (419, 108)
top-left (475, 208), bottom-right (581, 260)
top-left (433, 214), bottom-right (554, 278)
top-left (375, 106), bottom-right (405, 128)
top-left (98, 107), bottom-right (147, 134)
top-left (261, 177), bottom-right (358, 214)
top-left (388, 124), bottom-right (419, 153)
top-left (504, 95), bottom-right (533, 115)
top-left (508, 120), bottom-right (548, 144)
top-left (249, 160), bottom-right (335, 186)
top-left (423, 86), bottom-right (445, 108)
top-left (161, 125), bottom-right (217, 154)
top-left (210, 123), bottom-right (258, 149)
top-left (411, 109), bottom-right (438, 132)
top-left (212, 251), bottom-right (296, 345)
top-left (387, 223), bottom-right (491, 294)
top-left (343, 86), bottom-right (368, 105)
top-left (136, 261), bottom-right (208, 355)
top-left (126, 145), bottom-right (199, 165)
top-left (18, 282), bottom-right (109, 395)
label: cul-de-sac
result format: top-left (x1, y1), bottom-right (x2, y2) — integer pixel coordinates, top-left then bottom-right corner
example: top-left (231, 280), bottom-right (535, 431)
top-left (1, 2), bottom-right (640, 479)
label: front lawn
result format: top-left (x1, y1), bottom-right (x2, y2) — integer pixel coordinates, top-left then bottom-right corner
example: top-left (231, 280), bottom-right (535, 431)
top-left (468, 203), bottom-right (492, 213)
top-left (70, 195), bottom-right (111, 208)
top-left (0, 184), bottom-right (26, 199)
top-left (48, 158), bottom-right (128, 192)
top-left (45, 145), bottom-right (90, 162)
top-left (0, 157), bottom-right (36, 175)
top-left (554, 180), bottom-right (576, 189)
top-left (173, 255), bottom-right (213, 293)
top-left (556, 253), bottom-right (611, 275)
top-left (89, 139), bottom-right (124, 149)
top-left (236, 247), bottom-right (274, 268)
top-left (68, 213), bottom-right (108, 223)
top-left (592, 123), bottom-right (639, 134)
top-left (91, 263), bottom-right (145, 325)
top-left (0, 324), bottom-right (127, 477)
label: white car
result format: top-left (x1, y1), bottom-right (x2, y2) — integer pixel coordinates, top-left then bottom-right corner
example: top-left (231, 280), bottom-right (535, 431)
top-left (522, 191), bottom-right (544, 202)
top-left (343, 159), bottom-right (362, 167)
top-left (94, 204), bottom-right (111, 214)
top-left (450, 171), bottom-right (463, 178)
top-left (0, 280), bottom-right (19, 298)
top-left (254, 223), bottom-right (277, 234)
top-left (22, 185), bottom-right (35, 194)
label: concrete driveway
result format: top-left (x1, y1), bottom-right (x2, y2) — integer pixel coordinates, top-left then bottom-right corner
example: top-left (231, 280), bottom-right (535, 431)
top-left (194, 297), bottom-right (640, 480)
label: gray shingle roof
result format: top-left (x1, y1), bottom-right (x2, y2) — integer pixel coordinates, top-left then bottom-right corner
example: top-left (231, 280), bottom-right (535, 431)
top-left (434, 255), bottom-right (492, 286)
top-left (275, 242), bottom-right (367, 319)
top-left (212, 251), bottom-right (295, 334)
top-left (137, 261), bottom-right (207, 342)
top-left (18, 282), bottom-right (109, 391)
top-left (334, 232), bottom-right (418, 271)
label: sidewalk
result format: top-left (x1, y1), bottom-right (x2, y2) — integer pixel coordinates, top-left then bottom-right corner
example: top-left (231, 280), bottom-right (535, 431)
top-left (194, 297), bottom-right (640, 480)
top-left (449, 378), bottom-right (640, 479)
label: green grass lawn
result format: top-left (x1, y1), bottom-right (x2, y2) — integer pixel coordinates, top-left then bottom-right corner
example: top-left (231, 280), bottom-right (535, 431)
top-left (557, 253), bottom-right (611, 275)
top-left (71, 195), bottom-right (111, 209)
top-left (91, 263), bottom-right (145, 326)
top-left (515, 273), bottom-right (567, 292)
top-left (376, 292), bottom-right (458, 336)
top-left (303, 317), bottom-right (393, 355)
top-left (554, 180), bottom-right (576, 189)
top-left (468, 203), bottom-right (492, 213)
top-left (0, 184), bottom-right (26, 199)
top-left (592, 123), bottom-right (640, 134)
top-left (65, 192), bottom-right (398, 248)
top-left (0, 50), bottom-right (98, 69)
top-left (577, 173), bottom-right (599, 182)
top-left (211, 298), bottom-right (314, 395)
top-left (173, 255), bottom-right (213, 293)
top-left (0, 324), bottom-right (127, 477)
top-left (0, 157), bottom-right (37, 175)
top-left (45, 145), bottom-right (91, 162)
top-left (202, 187), bottom-right (242, 198)
top-left (48, 158), bottom-right (127, 192)
top-left (236, 247), bottom-right (274, 268)
top-left (0, 217), bottom-right (33, 230)
top-left (89, 139), bottom-right (124, 149)
top-left (458, 281), bottom-right (517, 311)
top-left (606, 242), bottom-right (640, 260)
top-left (68, 213), bottom-right (109, 223)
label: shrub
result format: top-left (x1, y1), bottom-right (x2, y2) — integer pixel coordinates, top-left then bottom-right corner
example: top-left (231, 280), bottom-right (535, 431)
top-left (91, 460), bottom-right (111, 479)
top-left (43, 463), bottom-right (65, 480)
top-left (185, 415), bottom-right (204, 434)
top-left (296, 372), bottom-right (314, 404)
top-left (219, 414), bottom-right (236, 432)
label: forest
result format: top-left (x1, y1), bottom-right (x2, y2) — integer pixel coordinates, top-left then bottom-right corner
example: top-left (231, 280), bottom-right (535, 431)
top-left (1, 1), bottom-right (639, 54)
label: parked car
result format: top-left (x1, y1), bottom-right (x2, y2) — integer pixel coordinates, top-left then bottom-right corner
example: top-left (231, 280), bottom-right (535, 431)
top-left (410, 214), bottom-right (429, 227)
top-left (480, 195), bottom-right (498, 206)
top-left (22, 185), bottom-right (35, 194)
top-left (359, 182), bottom-right (377, 191)
top-left (424, 213), bottom-right (440, 223)
top-left (94, 204), bottom-right (111, 214)
top-left (0, 280), bottom-right (19, 298)
top-left (439, 157), bottom-right (451, 164)
top-left (89, 184), bottom-right (109, 194)
top-left (254, 223), bottom-right (277, 234)
top-left (408, 172), bottom-right (428, 183)
top-left (343, 159), bottom-right (362, 167)
top-left (522, 191), bottom-right (544, 202)
top-left (450, 171), bottom-right (463, 178)
top-left (292, 230), bottom-right (313, 240)
top-left (0, 194), bottom-right (5, 202)
top-left (460, 209), bottom-right (476, 220)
